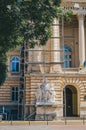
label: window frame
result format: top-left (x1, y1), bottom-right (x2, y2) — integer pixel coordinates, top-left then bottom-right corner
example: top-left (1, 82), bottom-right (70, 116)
top-left (64, 46), bottom-right (72, 68)
top-left (11, 56), bottom-right (20, 73)
top-left (11, 87), bottom-right (18, 102)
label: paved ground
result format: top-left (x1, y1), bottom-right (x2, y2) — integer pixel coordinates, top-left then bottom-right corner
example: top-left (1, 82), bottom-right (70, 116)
top-left (0, 125), bottom-right (86, 130)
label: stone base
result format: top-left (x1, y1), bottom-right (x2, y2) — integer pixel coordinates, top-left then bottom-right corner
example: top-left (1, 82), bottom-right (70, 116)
top-left (35, 106), bottom-right (57, 120)
top-left (35, 113), bottom-right (57, 121)
top-left (36, 102), bottom-right (57, 106)
top-left (80, 106), bottom-right (86, 118)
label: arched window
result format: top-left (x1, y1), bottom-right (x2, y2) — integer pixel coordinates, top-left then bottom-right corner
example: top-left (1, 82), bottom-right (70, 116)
top-left (11, 57), bottom-right (20, 72)
top-left (64, 46), bottom-right (72, 68)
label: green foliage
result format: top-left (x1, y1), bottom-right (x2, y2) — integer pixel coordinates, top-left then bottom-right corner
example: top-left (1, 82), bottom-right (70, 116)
top-left (63, 9), bottom-right (73, 22)
top-left (56, 7), bottom-right (73, 22)
top-left (19, 0), bottom-right (61, 47)
top-left (0, 62), bottom-right (7, 86)
top-left (0, 0), bottom-right (73, 85)
top-left (0, 54), bottom-right (7, 86)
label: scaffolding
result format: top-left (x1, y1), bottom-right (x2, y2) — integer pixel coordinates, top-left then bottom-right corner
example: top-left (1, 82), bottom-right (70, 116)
top-left (18, 42), bottom-right (28, 120)
top-left (17, 17), bottom-right (64, 120)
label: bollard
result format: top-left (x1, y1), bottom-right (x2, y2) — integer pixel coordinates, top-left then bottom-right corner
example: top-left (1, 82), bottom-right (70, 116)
top-left (29, 119), bottom-right (30, 125)
top-left (83, 116), bottom-right (85, 125)
top-left (47, 116), bottom-right (48, 125)
top-left (64, 117), bottom-right (67, 125)
top-left (11, 118), bottom-right (12, 125)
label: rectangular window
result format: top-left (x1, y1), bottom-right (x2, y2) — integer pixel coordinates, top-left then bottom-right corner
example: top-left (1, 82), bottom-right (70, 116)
top-left (11, 62), bottom-right (19, 72)
top-left (11, 87), bottom-right (18, 102)
top-left (11, 57), bottom-right (20, 72)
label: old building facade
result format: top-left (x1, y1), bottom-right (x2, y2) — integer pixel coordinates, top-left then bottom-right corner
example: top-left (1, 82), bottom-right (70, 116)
top-left (0, 0), bottom-right (86, 120)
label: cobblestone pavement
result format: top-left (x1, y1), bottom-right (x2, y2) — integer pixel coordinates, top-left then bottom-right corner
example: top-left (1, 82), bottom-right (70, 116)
top-left (0, 125), bottom-right (86, 130)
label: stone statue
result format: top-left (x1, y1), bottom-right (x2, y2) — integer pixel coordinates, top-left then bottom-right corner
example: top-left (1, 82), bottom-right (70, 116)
top-left (36, 85), bottom-right (42, 102)
top-left (36, 78), bottom-right (56, 104)
top-left (42, 78), bottom-right (50, 102)
top-left (48, 83), bottom-right (56, 102)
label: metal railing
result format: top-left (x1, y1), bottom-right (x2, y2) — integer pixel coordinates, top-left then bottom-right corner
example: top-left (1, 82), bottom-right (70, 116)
top-left (1, 116), bottom-right (86, 125)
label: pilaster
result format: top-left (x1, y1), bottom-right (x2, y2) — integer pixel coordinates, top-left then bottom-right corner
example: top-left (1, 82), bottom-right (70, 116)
top-left (78, 14), bottom-right (85, 67)
top-left (51, 18), bottom-right (62, 73)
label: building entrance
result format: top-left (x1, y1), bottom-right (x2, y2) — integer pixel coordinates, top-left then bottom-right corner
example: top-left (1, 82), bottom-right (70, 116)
top-left (63, 85), bottom-right (77, 117)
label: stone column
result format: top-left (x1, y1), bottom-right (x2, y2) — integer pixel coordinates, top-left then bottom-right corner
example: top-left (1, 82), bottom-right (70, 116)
top-left (78, 14), bottom-right (85, 67)
top-left (51, 18), bottom-right (61, 72)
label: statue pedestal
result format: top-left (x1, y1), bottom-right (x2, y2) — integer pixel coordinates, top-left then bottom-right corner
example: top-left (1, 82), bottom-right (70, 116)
top-left (35, 102), bottom-right (57, 121)
top-left (35, 78), bottom-right (58, 120)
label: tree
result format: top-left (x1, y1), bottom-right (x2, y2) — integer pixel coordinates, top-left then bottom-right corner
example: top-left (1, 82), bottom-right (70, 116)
top-left (0, 0), bottom-right (72, 85)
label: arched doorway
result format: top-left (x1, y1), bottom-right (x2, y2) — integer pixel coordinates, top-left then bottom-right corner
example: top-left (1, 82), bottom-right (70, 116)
top-left (63, 85), bottom-right (78, 117)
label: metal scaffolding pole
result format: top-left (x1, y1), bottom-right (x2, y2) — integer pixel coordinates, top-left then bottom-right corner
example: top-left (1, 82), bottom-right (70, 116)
top-left (62, 15), bottom-right (66, 119)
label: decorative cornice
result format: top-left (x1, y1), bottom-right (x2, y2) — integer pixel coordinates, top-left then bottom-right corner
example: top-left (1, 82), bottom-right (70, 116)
top-left (62, 0), bottom-right (86, 2)
top-left (61, 2), bottom-right (86, 16)
top-left (61, 0), bottom-right (86, 7)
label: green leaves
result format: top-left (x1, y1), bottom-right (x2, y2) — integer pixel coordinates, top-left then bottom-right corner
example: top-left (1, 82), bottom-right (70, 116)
top-left (19, 0), bottom-right (61, 47)
top-left (64, 10), bottom-right (73, 22)
top-left (0, 53), bottom-right (7, 86)
top-left (0, 0), bottom-right (73, 85)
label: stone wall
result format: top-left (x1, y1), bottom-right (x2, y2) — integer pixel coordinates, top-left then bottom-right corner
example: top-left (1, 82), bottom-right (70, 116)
top-left (25, 74), bottom-right (86, 118)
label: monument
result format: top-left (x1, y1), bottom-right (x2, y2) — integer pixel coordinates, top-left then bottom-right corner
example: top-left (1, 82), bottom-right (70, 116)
top-left (35, 78), bottom-right (57, 120)
top-left (36, 78), bottom-right (56, 105)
